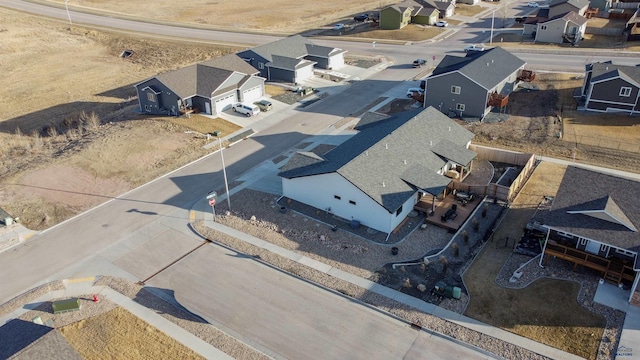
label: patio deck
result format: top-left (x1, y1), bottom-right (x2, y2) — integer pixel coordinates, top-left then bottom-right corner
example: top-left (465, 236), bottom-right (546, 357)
top-left (415, 194), bottom-right (481, 232)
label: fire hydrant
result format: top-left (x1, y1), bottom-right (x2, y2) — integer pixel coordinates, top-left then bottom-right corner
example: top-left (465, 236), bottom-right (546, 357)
top-left (93, 294), bottom-right (99, 303)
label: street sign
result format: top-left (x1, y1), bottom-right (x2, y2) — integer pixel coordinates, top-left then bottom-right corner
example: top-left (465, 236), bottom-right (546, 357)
top-left (206, 191), bottom-right (217, 200)
top-left (208, 198), bottom-right (216, 206)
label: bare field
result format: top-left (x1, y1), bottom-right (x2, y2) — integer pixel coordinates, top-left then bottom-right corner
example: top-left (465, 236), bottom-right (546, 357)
top-left (59, 307), bottom-right (203, 360)
top-left (47, 0), bottom-right (397, 33)
top-left (0, 8), bottom-right (235, 230)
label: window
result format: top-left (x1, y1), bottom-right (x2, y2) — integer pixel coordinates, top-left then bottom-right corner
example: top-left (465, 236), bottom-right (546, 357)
top-left (349, 200), bottom-right (356, 205)
top-left (620, 87), bottom-right (632, 97)
top-left (616, 248), bottom-right (635, 256)
top-left (540, 25), bottom-right (547, 30)
top-left (147, 93), bottom-right (155, 102)
top-left (258, 62), bottom-right (264, 69)
top-left (456, 103), bottom-right (465, 111)
top-left (396, 205), bottom-right (403, 216)
top-left (451, 86), bottom-right (461, 94)
top-left (334, 195), bottom-right (341, 200)
top-left (144, 105), bottom-right (150, 112)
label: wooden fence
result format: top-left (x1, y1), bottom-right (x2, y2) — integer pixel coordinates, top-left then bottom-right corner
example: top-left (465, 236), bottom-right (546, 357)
top-left (450, 145), bottom-right (537, 202)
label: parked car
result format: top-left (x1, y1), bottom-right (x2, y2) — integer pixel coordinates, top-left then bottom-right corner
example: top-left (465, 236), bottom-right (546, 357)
top-left (412, 59), bottom-right (427, 68)
top-left (254, 100), bottom-right (272, 112)
top-left (527, 2), bottom-right (540, 7)
top-left (353, 14), bottom-right (369, 22)
top-left (515, 16), bottom-right (527, 23)
top-left (435, 21), bottom-right (448, 27)
top-left (464, 44), bottom-right (485, 53)
top-left (333, 23), bottom-right (345, 31)
top-left (232, 103), bottom-right (260, 117)
top-left (406, 88), bottom-right (425, 98)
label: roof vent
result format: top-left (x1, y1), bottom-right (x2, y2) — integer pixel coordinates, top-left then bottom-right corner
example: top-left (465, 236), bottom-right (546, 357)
top-left (365, 151), bottom-right (369, 156)
top-left (448, 126), bottom-right (451, 131)
top-left (385, 143), bottom-right (388, 149)
top-left (487, 63), bottom-right (490, 66)
top-left (430, 140), bottom-right (433, 146)
top-left (382, 181), bottom-right (386, 187)
top-left (403, 159), bottom-right (407, 165)
top-left (491, 59), bottom-right (494, 63)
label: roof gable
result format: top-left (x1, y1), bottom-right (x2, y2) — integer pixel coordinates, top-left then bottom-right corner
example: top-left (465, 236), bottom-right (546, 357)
top-left (200, 54), bottom-right (259, 75)
top-left (542, 11), bottom-right (588, 25)
top-left (549, 0), bottom-right (590, 9)
top-left (542, 166), bottom-right (640, 252)
top-left (247, 35), bottom-right (313, 62)
top-left (589, 62), bottom-right (640, 86)
top-left (429, 47), bottom-right (526, 90)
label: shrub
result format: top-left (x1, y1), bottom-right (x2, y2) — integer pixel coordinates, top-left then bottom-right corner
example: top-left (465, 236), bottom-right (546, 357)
top-left (439, 256), bottom-right (448, 274)
top-left (462, 230), bottom-right (469, 243)
top-left (472, 218), bottom-right (479, 232)
top-left (452, 242), bottom-right (459, 257)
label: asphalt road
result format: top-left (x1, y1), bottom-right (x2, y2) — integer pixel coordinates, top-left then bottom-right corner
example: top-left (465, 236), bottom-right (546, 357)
top-left (3, 0), bottom-right (639, 74)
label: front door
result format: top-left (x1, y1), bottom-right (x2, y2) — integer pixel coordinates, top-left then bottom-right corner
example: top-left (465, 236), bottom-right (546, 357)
top-left (205, 102), bottom-right (211, 115)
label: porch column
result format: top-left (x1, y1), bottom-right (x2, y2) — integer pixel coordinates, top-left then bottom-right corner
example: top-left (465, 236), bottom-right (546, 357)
top-left (432, 194), bottom-right (436, 213)
top-left (630, 269), bottom-right (640, 303)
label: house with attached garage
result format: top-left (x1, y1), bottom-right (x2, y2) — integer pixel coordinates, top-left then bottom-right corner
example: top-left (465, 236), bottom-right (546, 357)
top-left (236, 35), bottom-right (346, 83)
top-left (547, 0), bottom-right (590, 18)
top-left (578, 61), bottom-right (640, 114)
top-left (538, 166), bottom-right (640, 303)
top-left (423, 47), bottom-right (526, 120)
top-left (278, 107), bottom-right (476, 235)
top-left (379, 0), bottom-right (453, 29)
top-left (134, 54), bottom-right (265, 116)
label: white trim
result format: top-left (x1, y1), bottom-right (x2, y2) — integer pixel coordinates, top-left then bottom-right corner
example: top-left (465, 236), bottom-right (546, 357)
top-left (451, 86), bottom-right (461, 94)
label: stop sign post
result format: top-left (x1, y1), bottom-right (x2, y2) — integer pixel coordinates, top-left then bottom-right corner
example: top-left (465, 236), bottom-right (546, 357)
top-left (206, 192), bottom-right (217, 220)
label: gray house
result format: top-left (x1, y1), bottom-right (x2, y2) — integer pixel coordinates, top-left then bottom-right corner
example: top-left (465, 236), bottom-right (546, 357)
top-left (237, 35), bottom-right (346, 83)
top-left (579, 61), bottom-right (640, 114)
top-left (538, 166), bottom-right (640, 302)
top-left (278, 107), bottom-right (476, 234)
top-left (424, 47), bottom-right (526, 120)
top-left (135, 54), bottom-right (265, 116)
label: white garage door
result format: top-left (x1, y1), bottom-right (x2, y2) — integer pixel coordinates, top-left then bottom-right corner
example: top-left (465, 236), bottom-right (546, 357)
top-left (242, 86), bottom-right (262, 103)
top-left (328, 55), bottom-right (344, 70)
top-left (295, 65), bottom-right (314, 83)
top-left (214, 93), bottom-right (237, 114)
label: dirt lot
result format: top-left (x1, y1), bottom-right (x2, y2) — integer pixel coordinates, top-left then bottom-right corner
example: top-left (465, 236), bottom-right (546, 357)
top-left (0, 7), bottom-right (242, 230)
top-left (46, 0), bottom-right (397, 33)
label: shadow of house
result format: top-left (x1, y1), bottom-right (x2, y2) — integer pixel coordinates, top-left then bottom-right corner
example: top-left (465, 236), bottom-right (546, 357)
top-left (134, 287), bottom-right (208, 323)
top-left (0, 319), bottom-right (81, 359)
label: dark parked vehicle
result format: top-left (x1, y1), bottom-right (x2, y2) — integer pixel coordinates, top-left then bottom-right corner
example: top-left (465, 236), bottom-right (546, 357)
top-left (420, 80), bottom-right (426, 90)
top-left (354, 14), bottom-right (370, 22)
top-left (254, 100), bottom-right (272, 112)
top-left (413, 59), bottom-right (427, 68)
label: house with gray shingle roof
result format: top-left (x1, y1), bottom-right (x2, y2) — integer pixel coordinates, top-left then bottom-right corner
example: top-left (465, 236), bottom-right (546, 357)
top-left (236, 35), bottom-right (346, 83)
top-left (548, 0), bottom-right (590, 18)
top-left (134, 54), bottom-right (265, 116)
top-left (538, 166), bottom-right (640, 302)
top-left (579, 61), bottom-right (640, 114)
top-left (534, 11), bottom-right (588, 44)
top-left (424, 47), bottom-right (526, 120)
top-left (278, 107), bottom-right (476, 234)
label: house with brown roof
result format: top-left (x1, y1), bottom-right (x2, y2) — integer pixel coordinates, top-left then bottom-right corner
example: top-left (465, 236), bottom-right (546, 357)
top-left (134, 54), bottom-right (265, 116)
top-left (538, 166), bottom-right (640, 302)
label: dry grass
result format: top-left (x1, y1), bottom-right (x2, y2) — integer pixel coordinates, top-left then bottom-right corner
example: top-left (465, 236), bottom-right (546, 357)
top-left (464, 161), bottom-right (606, 360)
top-left (344, 24), bottom-right (442, 41)
top-left (549, 74), bottom-right (640, 153)
top-left (585, 18), bottom-right (627, 29)
top-left (48, 0), bottom-right (398, 33)
top-left (164, 115), bottom-right (242, 136)
top-left (59, 307), bottom-right (204, 360)
top-left (265, 84), bottom-right (287, 96)
top-left (454, 4), bottom-right (487, 17)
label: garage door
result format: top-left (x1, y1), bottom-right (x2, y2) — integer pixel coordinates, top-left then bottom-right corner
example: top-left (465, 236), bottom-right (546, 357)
top-left (214, 93), bottom-right (237, 114)
top-left (295, 65), bottom-right (314, 83)
top-left (242, 86), bottom-right (262, 103)
top-left (328, 55), bottom-right (344, 70)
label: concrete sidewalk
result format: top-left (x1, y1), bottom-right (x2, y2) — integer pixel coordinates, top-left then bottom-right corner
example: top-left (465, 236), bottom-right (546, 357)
top-left (191, 196), bottom-right (585, 360)
top-left (0, 277), bottom-right (232, 360)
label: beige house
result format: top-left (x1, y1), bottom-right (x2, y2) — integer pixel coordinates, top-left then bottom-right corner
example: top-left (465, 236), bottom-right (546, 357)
top-left (535, 11), bottom-right (588, 44)
top-left (548, 0), bottom-right (590, 18)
